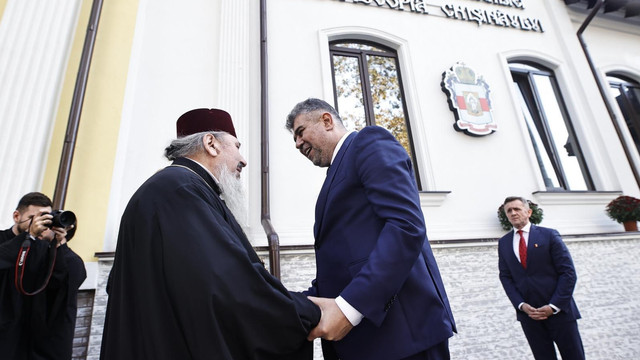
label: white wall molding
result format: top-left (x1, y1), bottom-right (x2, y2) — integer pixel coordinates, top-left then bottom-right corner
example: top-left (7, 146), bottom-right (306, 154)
top-left (0, 0), bottom-right (81, 226)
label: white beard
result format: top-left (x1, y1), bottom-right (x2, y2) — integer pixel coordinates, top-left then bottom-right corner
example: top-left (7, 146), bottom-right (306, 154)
top-left (216, 165), bottom-right (247, 226)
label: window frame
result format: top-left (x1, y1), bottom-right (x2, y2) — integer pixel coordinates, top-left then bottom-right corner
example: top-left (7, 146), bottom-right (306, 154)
top-left (510, 61), bottom-right (594, 191)
top-left (608, 73), bottom-right (640, 155)
top-left (329, 39), bottom-right (421, 188)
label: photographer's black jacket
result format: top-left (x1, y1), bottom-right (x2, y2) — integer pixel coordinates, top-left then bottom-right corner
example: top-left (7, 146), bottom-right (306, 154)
top-left (101, 157), bottom-right (320, 360)
top-left (0, 228), bottom-right (86, 360)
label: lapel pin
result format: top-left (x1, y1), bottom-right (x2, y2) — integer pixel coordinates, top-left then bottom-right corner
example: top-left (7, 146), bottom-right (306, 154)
top-left (534, 244), bottom-right (538, 248)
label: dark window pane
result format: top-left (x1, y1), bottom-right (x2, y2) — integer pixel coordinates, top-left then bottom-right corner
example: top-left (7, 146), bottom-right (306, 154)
top-left (608, 74), bottom-right (640, 155)
top-left (630, 86), bottom-right (640, 114)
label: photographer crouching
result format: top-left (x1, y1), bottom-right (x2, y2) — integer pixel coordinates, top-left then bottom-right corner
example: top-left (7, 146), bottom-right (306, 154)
top-left (0, 192), bottom-right (86, 360)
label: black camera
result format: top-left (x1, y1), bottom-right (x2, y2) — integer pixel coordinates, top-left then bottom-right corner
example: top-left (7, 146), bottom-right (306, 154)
top-left (46, 210), bottom-right (76, 228)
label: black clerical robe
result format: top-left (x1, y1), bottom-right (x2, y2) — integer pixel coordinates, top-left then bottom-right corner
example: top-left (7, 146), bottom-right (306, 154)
top-left (101, 157), bottom-right (319, 360)
top-left (0, 228), bottom-right (82, 360)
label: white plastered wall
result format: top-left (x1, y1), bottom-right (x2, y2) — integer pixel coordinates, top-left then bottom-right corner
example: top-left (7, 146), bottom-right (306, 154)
top-left (266, 0), bottom-right (629, 243)
top-left (103, 0), bottom-right (264, 250)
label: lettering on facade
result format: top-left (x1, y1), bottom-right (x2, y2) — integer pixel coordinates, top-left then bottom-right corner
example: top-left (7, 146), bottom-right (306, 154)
top-left (441, 62), bottom-right (497, 136)
top-left (441, 5), bottom-right (543, 32)
top-left (339, 0), bottom-right (429, 15)
top-left (469, 0), bottom-right (524, 9)
top-left (336, 0), bottom-right (543, 33)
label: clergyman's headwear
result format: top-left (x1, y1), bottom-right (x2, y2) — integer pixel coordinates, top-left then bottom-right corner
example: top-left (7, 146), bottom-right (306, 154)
top-left (176, 108), bottom-right (236, 138)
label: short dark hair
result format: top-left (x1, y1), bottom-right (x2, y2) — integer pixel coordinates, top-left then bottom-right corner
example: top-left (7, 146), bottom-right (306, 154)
top-left (503, 196), bottom-right (529, 210)
top-left (16, 192), bottom-right (52, 212)
top-left (285, 98), bottom-right (342, 131)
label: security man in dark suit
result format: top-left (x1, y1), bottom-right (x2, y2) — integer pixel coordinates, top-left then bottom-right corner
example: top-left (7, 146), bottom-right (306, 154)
top-left (498, 196), bottom-right (585, 360)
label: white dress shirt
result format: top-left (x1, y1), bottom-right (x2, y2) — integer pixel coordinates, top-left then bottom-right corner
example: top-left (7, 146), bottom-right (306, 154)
top-left (327, 131), bottom-right (363, 326)
top-left (512, 222), bottom-right (531, 263)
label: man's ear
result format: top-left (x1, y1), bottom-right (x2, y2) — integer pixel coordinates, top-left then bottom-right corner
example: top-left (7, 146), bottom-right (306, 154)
top-left (321, 112), bottom-right (335, 131)
top-left (12, 210), bottom-right (21, 224)
top-left (203, 134), bottom-right (220, 157)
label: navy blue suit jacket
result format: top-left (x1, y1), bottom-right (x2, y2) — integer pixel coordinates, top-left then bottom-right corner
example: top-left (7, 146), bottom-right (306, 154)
top-left (307, 127), bottom-right (455, 360)
top-left (498, 224), bottom-right (581, 324)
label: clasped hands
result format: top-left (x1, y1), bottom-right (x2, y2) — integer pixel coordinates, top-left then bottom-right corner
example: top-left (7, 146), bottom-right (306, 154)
top-left (521, 303), bottom-right (554, 320)
top-left (306, 296), bottom-right (354, 341)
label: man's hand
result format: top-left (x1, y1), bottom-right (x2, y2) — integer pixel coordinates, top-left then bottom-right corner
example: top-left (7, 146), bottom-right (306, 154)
top-left (307, 296), bottom-right (354, 341)
top-left (50, 226), bottom-right (70, 247)
top-left (522, 303), bottom-right (553, 320)
top-left (28, 213), bottom-right (52, 239)
top-left (531, 305), bottom-right (554, 320)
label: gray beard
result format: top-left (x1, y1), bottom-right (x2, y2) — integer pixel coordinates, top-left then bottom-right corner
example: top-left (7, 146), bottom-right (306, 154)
top-left (216, 165), bottom-right (247, 226)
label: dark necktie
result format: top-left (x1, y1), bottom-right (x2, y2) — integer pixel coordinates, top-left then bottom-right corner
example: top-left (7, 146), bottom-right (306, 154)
top-left (517, 229), bottom-right (527, 269)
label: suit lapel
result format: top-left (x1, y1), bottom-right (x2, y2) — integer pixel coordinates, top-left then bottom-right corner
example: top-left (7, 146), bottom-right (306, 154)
top-left (527, 224), bottom-right (541, 268)
top-left (504, 232), bottom-right (524, 271)
top-left (314, 132), bottom-right (357, 242)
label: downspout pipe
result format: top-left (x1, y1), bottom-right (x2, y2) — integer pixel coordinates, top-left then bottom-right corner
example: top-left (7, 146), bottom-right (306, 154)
top-left (52, 0), bottom-right (104, 209)
top-left (576, 0), bottom-right (640, 188)
top-left (260, 0), bottom-right (281, 278)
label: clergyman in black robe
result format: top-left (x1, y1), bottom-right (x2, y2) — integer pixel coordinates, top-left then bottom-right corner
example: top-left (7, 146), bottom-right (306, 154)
top-left (101, 108), bottom-right (320, 360)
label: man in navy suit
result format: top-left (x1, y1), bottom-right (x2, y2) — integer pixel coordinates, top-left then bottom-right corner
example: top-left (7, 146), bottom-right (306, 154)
top-left (286, 98), bottom-right (455, 360)
top-left (498, 196), bottom-right (585, 360)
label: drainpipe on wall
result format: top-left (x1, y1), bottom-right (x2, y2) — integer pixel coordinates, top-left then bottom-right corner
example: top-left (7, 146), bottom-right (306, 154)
top-left (576, 0), bottom-right (640, 189)
top-left (53, 0), bottom-right (104, 209)
top-left (260, 0), bottom-right (281, 278)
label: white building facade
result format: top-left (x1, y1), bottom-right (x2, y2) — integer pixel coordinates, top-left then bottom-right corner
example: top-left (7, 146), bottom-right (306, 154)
top-left (1, 0), bottom-right (639, 358)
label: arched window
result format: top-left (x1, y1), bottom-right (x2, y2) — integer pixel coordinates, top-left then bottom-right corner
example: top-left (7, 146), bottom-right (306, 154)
top-left (329, 40), bottom-right (420, 187)
top-left (510, 61), bottom-right (593, 191)
top-left (608, 74), bottom-right (640, 154)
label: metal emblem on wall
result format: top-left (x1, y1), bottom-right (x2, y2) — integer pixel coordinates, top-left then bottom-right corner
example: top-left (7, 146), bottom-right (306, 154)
top-left (441, 62), bottom-right (497, 136)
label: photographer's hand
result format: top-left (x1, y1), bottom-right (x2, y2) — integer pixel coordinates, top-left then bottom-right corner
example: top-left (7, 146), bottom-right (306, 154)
top-left (28, 213), bottom-right (52, 239)
top-left (51, 226), bottom-right (70, 247)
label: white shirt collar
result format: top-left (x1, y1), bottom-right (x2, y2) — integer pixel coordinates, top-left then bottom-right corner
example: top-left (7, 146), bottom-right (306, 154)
top-left (331, 130), bottom-right (356, 166)
top-left (514, 221), bottom-right (532, 234)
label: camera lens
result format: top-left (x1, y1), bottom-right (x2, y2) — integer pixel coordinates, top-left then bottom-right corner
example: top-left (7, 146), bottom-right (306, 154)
top-left (49, 210), bottom-right (76, 228)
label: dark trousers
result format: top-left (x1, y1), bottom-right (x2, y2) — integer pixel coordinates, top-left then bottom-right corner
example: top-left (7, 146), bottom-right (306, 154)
top-left (400, 339), bottom-right (450, 360)
top-left (322, 339), bottom-right (450, 360)
top-left (520, 319), bottom-right (585, 360)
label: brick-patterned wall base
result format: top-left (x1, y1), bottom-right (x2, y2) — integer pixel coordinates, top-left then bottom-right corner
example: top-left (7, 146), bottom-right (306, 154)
top-left (86, 260), bottom-right (111, 360)
top-left (73, 290), bottom-right (94, 360)
top-left (87, 237), bottom-right (640, 359)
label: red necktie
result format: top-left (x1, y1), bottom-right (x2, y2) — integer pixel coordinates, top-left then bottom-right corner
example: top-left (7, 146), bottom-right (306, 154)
top-left (518, 230), bottom-right (527, 269)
